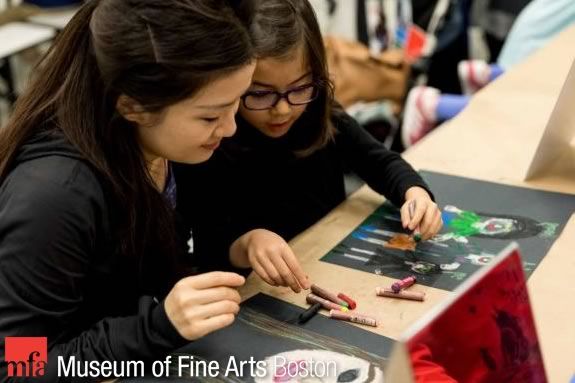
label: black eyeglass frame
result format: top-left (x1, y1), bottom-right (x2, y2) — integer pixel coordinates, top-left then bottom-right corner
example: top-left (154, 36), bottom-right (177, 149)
top-left (241, 83), bottom-right (319, 111)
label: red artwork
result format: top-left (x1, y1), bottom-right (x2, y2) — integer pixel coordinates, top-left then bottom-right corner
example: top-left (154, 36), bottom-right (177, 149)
top-left (407, 248), bottom-right (547, 382)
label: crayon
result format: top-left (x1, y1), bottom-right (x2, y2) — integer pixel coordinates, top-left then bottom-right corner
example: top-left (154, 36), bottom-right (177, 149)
top-left (409, 200), bottom-right (422, 242)
top-left (311, 284), bottom-right (348, 307)
top-left (391, 275), bottom-right (417, 293)
top-left (329, 310), bottom-right (378, 327)
top-left (298, 303), bottom-right (322, 324)
top-left (337, 292), bottom-right (357, 309)
top-left (375, 287), bottom-right (425, 301)
top-left (306, 293), bottom-right (347, 311)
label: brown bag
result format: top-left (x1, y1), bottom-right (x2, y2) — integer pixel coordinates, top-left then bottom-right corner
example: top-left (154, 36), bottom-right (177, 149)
top-left (0, 5), bottom-right (40, 26)
top-left (324, 36), bottom-right (410, 110)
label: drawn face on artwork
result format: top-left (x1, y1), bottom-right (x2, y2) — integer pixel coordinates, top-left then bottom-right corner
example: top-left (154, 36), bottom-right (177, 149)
top-left (466, 253), bottom-right (495, 266)
top-left (440, 262), bottom-right (461, 271)
top-left (405, 261), bottom-right (438, 275)
top-left (255, 350), bottom-right (383, 383)
top-left (473, 218), bottom-right (517, 236)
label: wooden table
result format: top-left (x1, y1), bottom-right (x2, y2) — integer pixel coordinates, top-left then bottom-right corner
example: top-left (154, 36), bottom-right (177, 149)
top-left (240, 26), bottom-right (575, 383)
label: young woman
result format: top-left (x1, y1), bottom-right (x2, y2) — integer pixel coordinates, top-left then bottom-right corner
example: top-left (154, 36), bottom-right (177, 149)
top-left (180, 0), bottom-right (443, 295)
top-left (0, 0), bottom-right (255, 380)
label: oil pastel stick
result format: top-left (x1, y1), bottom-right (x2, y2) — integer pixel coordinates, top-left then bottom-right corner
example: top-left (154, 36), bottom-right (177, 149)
top-left (337, 292), bottom-right (357, 309)
top-left (298, 303), bottom-right (322, 324)
top-left (375, 287), bottom-right (425, 301)
top-left (408, 200), bottom-right (422, 242)
top-left (329, 310), bottom-right (378, 327)
top-left (306, 293), bottom-right (348, 311)
top-left (311, 284), bottom-right (348, 307)
top-left (391, 275), bottom-right (417, 293)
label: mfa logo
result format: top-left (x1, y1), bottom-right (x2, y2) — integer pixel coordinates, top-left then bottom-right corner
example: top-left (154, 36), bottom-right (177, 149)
top-left (5, 337), bottom-right (47, 377)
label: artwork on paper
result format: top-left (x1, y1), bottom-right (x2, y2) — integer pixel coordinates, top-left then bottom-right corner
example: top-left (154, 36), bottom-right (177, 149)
top-left (321, 171), bottom-right (575, 291)
top-left (121, 294), bottom-right (392, 382)
top-left (392, 245), bottom-right (547, 382)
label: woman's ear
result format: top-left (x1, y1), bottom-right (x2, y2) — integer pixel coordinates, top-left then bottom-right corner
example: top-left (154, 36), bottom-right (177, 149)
top-left (116, 94), bottom-right (154, 126)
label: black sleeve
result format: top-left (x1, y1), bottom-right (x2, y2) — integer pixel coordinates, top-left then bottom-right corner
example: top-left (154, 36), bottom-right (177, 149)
top-left (0, 167), bottom-right (186, 382)
top-left (333, 110), bottom-right (434, 206)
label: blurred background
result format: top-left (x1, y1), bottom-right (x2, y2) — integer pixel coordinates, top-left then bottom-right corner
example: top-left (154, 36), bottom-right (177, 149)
top-left (1, 0), bottom-right (573, 154)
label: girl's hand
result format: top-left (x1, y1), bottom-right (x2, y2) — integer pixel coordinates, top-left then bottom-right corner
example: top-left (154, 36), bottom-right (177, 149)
top-left (231, 229), bottom-right (310, 293)
top-left (401, 186), bottom-right (443, 240)
top-left (164, 272), bottom-right (245, 340)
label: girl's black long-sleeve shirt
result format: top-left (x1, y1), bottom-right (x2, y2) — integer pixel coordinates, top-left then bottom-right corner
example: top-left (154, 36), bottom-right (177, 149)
top-left (175, 111), bottom-right (432, 262)
top-left (0, 131), bottom-right (222, 382)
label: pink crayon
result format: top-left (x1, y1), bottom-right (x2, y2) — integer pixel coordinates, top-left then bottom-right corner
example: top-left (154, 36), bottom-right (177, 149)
top-left (329, 310), bottom-right (378, 327)
top-left (391, 275), bottom-right (417, 293)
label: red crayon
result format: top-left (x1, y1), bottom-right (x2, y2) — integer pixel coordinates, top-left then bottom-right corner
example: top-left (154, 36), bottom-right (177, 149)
top-left (391, 275), bottom-right (417, 293)
top-left (375, 287), bottom-right (425, 301)
top-left (311, 284), bottom-right (348, 307)
top-left (306, 293), bottom-right (347, 311)
top-left (337, 293), bottom-right (357, 310)
top-left (329, 310), bottom-right (378, 327)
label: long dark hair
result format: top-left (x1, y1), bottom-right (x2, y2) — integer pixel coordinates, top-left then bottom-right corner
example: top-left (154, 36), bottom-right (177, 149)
top-left (239, 0), bottom-right (336, 156)
top-left (0, 0), bottom-right (254, 293)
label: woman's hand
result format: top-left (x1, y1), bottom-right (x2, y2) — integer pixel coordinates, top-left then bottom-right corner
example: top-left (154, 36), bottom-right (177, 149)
top-left (401, 186), bottom-right (443, 240)
top-left (164, 271), bottom-right (245, 340)
top-left (230, 229), bottom-right (310, 293)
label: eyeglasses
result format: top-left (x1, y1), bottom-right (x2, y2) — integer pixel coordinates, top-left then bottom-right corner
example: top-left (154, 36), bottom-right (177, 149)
top-left (241, 83), bottom-right (319, 111)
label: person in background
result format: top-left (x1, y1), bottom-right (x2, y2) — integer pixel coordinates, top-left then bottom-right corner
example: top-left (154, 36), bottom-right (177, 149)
top-left (470, 0), bottom-right (532, 60)
top-left (401, 0), bottom-right (575, 148)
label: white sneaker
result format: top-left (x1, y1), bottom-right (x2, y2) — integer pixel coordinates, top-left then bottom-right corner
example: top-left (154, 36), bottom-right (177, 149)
top-left (458, 59), bottom-right (490, 95)
top-left (401, 86), bottom-right (439, 148)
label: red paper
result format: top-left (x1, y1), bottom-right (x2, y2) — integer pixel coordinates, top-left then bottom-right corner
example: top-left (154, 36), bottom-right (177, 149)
top-left (407, 248), bottom-right (547, 382)
top-left (405, 25), bottom-right (427, 63)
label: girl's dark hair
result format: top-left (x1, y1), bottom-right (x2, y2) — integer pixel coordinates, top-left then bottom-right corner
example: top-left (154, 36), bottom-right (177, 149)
top-left (0, 0), bottom-right (254, 294)
top-left (240, 0), bottom-right (335, 156)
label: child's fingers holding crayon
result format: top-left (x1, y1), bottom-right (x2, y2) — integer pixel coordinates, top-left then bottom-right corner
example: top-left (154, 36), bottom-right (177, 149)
top-left (407, 198), bottom-right (426, 231)
top-left (404, 186), bottom-right (439, 235)
top-left (400, 200), bottom-right (413, 229)
top-left (419, 202), bottom-right (442, 240)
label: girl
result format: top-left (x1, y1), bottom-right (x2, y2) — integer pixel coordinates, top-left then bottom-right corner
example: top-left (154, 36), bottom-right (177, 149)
top-left (180, 0), bottom-right (443, 295)
top-left (0, 0), bottom-right (255, 380)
